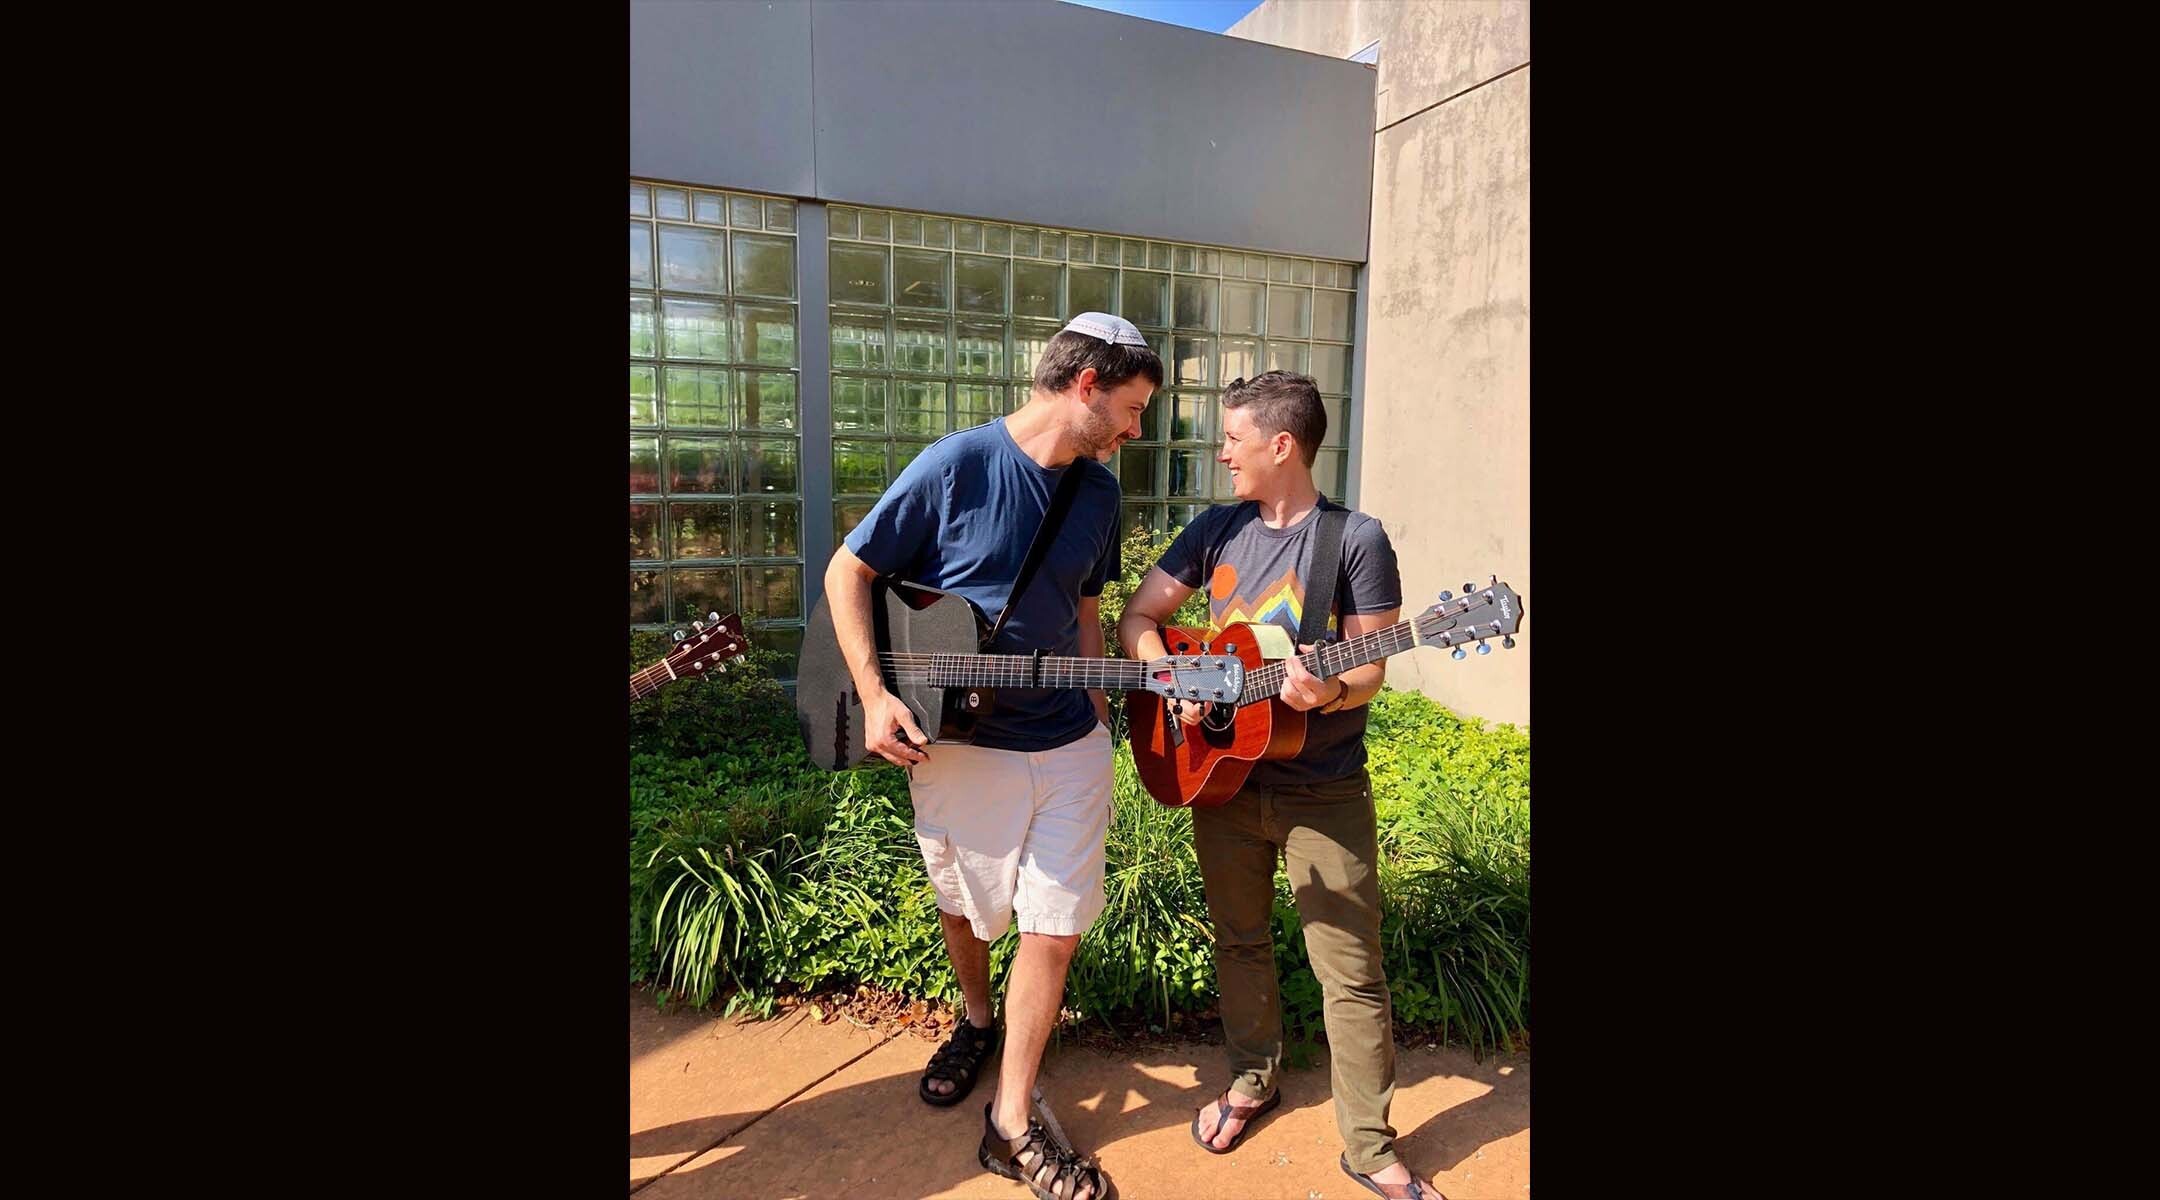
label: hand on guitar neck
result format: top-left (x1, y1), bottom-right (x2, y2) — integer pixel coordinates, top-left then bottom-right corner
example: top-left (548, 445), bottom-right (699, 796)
top-left (1168, 640), bottom-right (1342, 726)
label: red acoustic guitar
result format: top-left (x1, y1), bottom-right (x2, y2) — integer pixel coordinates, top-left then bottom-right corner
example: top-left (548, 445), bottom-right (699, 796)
top-left (1127, 579), bottom-right (1522, 808)
top-left (629, 611), bottom-right (748, 701)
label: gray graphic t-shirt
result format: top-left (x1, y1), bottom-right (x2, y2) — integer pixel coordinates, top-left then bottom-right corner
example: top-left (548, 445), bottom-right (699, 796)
top-left (1155, 500), bottom-right (1403, 787)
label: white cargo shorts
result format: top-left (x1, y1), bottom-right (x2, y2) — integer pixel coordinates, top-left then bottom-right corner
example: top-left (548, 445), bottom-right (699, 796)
top-left (906, 722), bottom-right (1113, 942)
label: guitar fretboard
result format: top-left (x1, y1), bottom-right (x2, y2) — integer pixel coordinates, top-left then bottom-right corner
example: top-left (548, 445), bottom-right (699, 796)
top-left (879, 653), bottom-right (1151, 690)
top-left (629, 661), bottom-right (676, 700)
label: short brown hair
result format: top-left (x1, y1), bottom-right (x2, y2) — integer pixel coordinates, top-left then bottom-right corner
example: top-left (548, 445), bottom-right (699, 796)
top-left (1032, 330), bottom-right (1165, 394)
top-left (1222, 371), bottom-right (1324, 466)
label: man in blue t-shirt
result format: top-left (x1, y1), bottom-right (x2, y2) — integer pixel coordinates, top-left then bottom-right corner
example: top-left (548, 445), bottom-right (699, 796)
top-left (824, 312), bottom-right (1160, 1200)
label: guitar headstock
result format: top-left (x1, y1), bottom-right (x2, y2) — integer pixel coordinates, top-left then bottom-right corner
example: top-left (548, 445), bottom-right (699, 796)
top-left (1141, 654), bottom-right (1246, 703)
top-left (1412, 577), bottom-right (1522, 659)
top-left (666, 611), bottom-right (749, 676)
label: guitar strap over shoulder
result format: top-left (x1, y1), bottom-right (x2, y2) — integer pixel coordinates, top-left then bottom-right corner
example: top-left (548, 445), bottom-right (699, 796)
top-left (1295, 506), bottom-right (1350, 652)
top-left (981, 462), bottom-right (1087, 651)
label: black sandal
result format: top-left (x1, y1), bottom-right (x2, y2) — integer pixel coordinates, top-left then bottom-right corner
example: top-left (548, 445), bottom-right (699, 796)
top-left (1339, 1153), bottom-right (1448, 1200)
top-left (979, 1101), bottom-right (1114, 1200)
top-left (918, 1019), bottom-right (999, 1107)
top-left (1189, 1087), bottom-right (1281, 1154)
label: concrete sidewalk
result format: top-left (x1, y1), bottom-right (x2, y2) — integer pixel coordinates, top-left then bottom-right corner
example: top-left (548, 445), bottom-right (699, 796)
top-left (631, 987), bottom-right (1529, 1199)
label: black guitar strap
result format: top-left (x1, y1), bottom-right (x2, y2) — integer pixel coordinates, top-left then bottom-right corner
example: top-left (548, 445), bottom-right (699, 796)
top-left (981, 463), bottom-right (1087, 651)
top-left (1295, 506), bottom-right (1350, 671)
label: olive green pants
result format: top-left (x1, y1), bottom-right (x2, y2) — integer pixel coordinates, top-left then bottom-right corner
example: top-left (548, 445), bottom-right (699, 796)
top-left (1191, 768), bottom-right (1398, 1174)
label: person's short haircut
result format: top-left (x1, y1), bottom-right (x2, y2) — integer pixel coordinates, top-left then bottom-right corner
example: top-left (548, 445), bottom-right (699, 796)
top-left (1222, 371), bottom-right (1324, 466)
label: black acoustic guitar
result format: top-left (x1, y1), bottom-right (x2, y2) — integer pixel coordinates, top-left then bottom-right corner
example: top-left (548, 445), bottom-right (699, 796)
top-left (794, 577), bottom-right (1243, 771)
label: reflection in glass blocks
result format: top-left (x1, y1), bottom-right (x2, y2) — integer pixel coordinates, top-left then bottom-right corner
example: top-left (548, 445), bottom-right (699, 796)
top-left (630, 569), bottom-right (665, 623)
top-left (830, 375), bottom-right (887, 433)
top-left (1218, 336), bottom-right (1259, 383)
top-left (736, 303), bottom-right (798, 366)
top-left (955, 254), bottom-right (1007, 313)
top-left (743, 564), bottom-right (802, 621)
top-left (671, 566), bottom-right (734, 624)
top-left (833, 440), bottom-right (890, 494)
top-left (666, 436), bottom-right (732, 494)
top-left (661, 298), bottom-right (729, 361)
top-left (1313, 289), bottom-right (1353, 342)
top-left (1068, 266), bottom-right (1113, 317)
top-left (829, 308), bottom-right (889, 370)
top-left (892, 315), bottom-right (949, 373)
top-left (630, 222), bottom-right (653, 288)
top-left (895, 380), bottom-right (948, 436)
top-left (660, 225), bottom-right (727, 294)
top-left (631, 295), bottom-right (656, 357)
top-left (955, 383), bottom-right (1003, 429)
top-left (630, 502), bottom-right (662, 559)
top-left (1265, 340), bottom-right (1309, 376)
top-left (1311, 343), bottom-right (1350, 394)
top-left (668, 500), bottom-right (732, 559)
top-left (631, 365), bottom-right (657, 426)
top-left (1119, 446), bottom-right (1159, 496)
top-left (631, 437), bottom-right (660, 493)
top-left (738, 499), bottom-right (801, 558)
top-left (1120, 271), bottom-right (1167, 328)
top-left (1267, 287), bottom-right (1310, 339)
top-left (1172, 336), bottom-right (1212, 387)
top-left (738, 439), bottom-right (800, 495)
top-left (829, 245), bottom-right (887, 306)
top-left (1219, 281), bottom-right (1262, 335)
top-left (957, 321), bottom-right (1004, 377)
top-left (1013, 261), bottom-right (1060, 319)
top-left (732, 233), bottom-right (796, 299)
top-left (1168, 449), bottom-right (1208, 497)
top-left (736, 371), bottom-right (797, 431)
top-left (664, 366), bottom-right (730, 428)
top-left (894, 249), bottom-right (948, 309)
top-left (1174, 277), bottom-right (1215, 330)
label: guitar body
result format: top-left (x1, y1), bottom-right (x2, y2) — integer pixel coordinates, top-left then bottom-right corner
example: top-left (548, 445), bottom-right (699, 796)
top-left (1127, 622), bottom-right (1307, 808)
top-left (796, 578), bottom-right (998, 771)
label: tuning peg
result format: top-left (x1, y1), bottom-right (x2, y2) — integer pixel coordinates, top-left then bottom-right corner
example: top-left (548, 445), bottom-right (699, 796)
top-left (1503, 635), bottom-right (1516, 649)
top-left (716, 662), bottom-right (728, 673)
top-left (671, 628), bottom-right (687, 642)
top-left (1451, 646), bottom-right (1466, 661)
top-left (707, 611), bottom-right (721, 624)
top-left (1438, 590), bottom-right (1452, 602)
top-left (1476, 641), bottom-right (1491, 655)
top-left (1462, 583), bottom-right (1475, 595)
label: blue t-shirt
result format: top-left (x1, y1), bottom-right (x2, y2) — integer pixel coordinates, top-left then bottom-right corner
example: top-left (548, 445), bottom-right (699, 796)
top-left (842, 418), bottom-right (1123, 752)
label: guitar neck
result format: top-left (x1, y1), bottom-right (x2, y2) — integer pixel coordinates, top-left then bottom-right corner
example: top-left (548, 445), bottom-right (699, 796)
top-left (1236, 619), bottom-right (1422, 707)
top-left (878, 653), bottom-right (1150, 691)
top-left (629, 660), bottom-right (677, 699)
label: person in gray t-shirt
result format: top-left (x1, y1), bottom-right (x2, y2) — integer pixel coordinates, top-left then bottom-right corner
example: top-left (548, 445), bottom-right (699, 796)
top-left (1118, 371), bottom-right (1439, 1200)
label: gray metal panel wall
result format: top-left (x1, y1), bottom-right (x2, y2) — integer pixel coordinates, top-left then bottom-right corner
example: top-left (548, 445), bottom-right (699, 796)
top-left (630, 0), bottom-right (817, 198)
top-left (631, 0), bottom-right (1374, 262)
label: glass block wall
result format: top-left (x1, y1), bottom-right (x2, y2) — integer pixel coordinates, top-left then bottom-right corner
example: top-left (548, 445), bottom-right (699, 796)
top-left (826, 206), bottom-right (1357, 544)
top-left (629, 180), bottom-right (806, 663)
top-left (632, 180), bottom-right (1361, 673)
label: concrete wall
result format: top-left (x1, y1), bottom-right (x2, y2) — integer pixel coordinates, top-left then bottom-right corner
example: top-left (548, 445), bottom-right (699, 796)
top-left (1229, 1), bottom-right (1530, 728)
top-left (631, 0), bottom-right (1375, 262)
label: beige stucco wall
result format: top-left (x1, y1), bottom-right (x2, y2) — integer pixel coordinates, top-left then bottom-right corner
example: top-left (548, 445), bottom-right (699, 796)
top-left (1229, 1), bottom-right (1530, 729)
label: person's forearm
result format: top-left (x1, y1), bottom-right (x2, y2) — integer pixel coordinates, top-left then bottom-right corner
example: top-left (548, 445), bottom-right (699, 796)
top-left (825, 553), bottom-right (887, 702)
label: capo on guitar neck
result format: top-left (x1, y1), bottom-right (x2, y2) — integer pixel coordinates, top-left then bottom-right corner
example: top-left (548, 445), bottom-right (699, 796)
top-left (1031, 647), bottom-right (1049, 687)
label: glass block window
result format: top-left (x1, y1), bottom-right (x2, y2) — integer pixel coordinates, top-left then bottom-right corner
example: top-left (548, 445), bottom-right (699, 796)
top-left (630, 179), bottom-right (804, 664)
top-left (829, 207), bottom-right (1357, 543)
